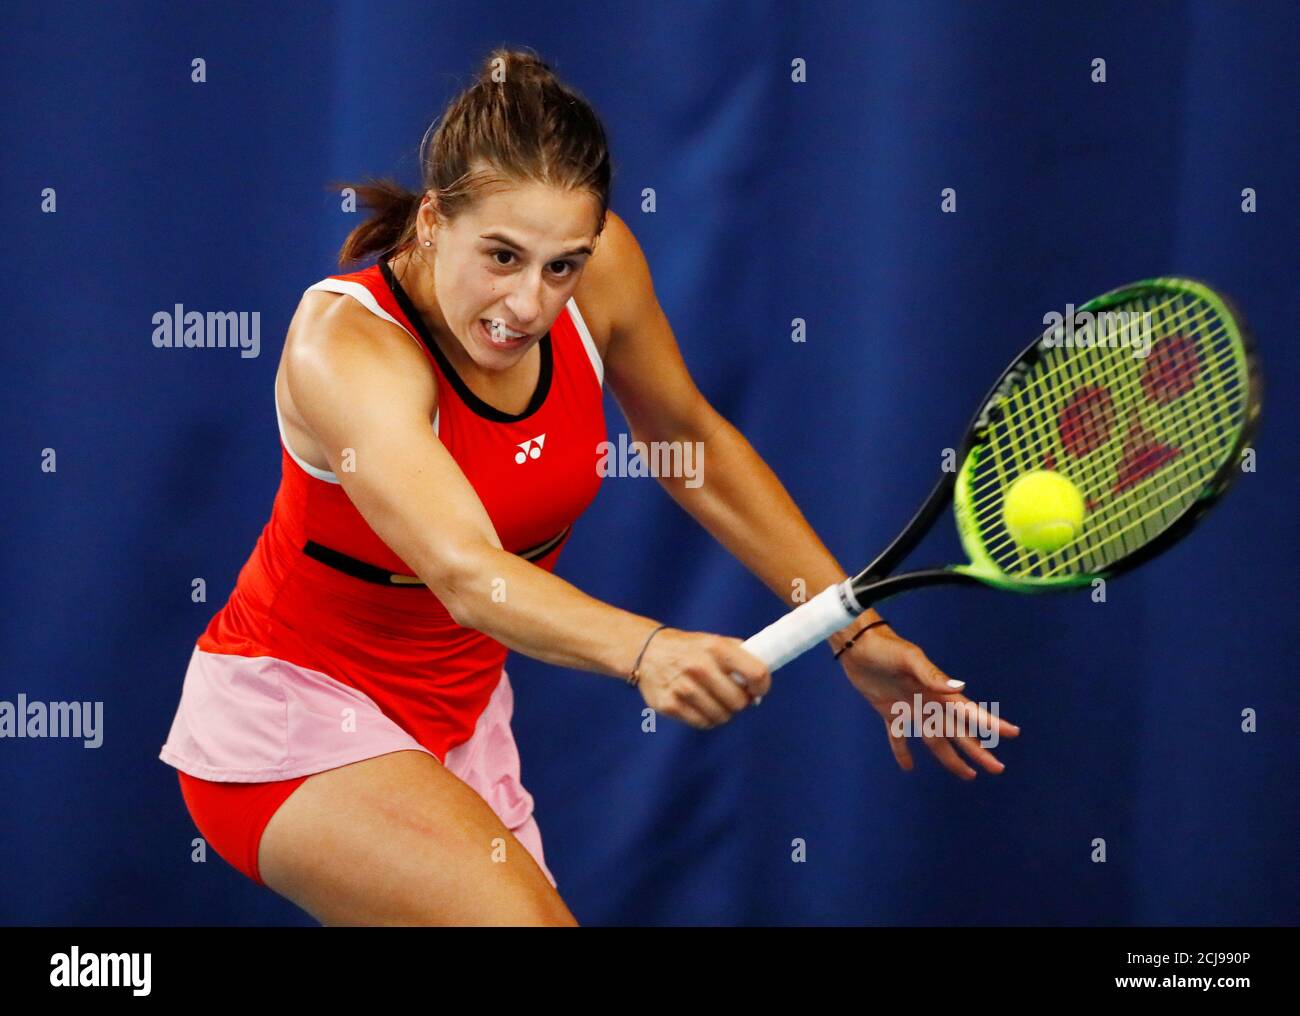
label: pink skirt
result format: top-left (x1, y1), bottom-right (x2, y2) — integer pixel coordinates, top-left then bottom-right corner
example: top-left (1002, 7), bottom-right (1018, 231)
top-left (162, 647), bottom-right (555, 889)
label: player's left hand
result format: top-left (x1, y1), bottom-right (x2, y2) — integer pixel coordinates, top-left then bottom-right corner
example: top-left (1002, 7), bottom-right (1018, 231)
top-left (835, 623), bottom-right (1019, 779)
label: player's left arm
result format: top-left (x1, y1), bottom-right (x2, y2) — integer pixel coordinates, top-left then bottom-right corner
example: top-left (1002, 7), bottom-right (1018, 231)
top-left (597, 209), bottom-right (861, 646)
top-left (593, 212), bottom-right (1009, 777)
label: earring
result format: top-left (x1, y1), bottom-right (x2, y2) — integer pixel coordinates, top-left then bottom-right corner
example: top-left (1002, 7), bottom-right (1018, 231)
top-left (423, 240), bottom-right (432, 247)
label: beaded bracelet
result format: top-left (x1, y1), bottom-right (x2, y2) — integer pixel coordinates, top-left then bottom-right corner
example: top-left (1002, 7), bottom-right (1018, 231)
top-left (832, 619), bottom-right (888, 660)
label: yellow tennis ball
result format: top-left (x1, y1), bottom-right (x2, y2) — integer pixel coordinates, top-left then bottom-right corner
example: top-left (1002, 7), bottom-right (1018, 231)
top-left (1002, 470), bottom-right (1085, 553)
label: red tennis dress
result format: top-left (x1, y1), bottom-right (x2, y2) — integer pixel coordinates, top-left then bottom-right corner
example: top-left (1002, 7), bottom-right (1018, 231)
top-left (160, 255), bottom-right (607, 888)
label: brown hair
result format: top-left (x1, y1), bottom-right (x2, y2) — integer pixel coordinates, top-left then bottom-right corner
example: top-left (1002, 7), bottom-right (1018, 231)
top-left (332, 47), bottom-right (612, 267)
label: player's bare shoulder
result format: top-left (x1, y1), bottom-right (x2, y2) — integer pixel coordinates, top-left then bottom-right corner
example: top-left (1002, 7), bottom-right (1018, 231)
top-left (288, 289), bottom-right (417, 367)
top-left (277, 285), bottom-right (438, 468)
top-left (573, 209), bottom-right (648, 360)
top-left (285, 288), bottom-right (435, 403)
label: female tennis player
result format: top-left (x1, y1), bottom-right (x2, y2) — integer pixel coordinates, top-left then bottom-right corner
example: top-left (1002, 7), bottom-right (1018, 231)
top-left (159, 48), bottom-right (1017, 926)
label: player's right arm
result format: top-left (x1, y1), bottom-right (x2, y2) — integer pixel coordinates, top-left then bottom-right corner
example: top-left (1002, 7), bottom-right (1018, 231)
top-left (284, 295), bottom-right (770, 727)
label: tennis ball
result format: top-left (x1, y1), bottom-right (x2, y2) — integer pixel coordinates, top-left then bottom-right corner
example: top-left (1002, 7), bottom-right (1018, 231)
top-left (1002, 470), bottom-right (1085, 553)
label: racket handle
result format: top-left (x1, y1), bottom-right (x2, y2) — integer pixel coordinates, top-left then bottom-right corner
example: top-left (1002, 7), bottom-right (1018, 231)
top-left (739, 581), bottom-right (861, 673)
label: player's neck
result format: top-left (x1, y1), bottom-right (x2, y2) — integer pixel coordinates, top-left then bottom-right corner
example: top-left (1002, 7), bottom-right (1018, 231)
top-left (386, 250), bottom-right (537, 398)
top-left (387, 251), bottom-right (491, 385)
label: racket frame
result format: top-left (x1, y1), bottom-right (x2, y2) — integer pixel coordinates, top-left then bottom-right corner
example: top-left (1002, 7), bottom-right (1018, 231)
top-left (942, 277), bottom-right (1262, 596)
top-left (741, 277), bottom-right (1262, 673)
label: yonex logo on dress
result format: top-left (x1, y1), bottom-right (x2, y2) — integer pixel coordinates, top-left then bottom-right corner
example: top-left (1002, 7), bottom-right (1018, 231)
top-left (515, 434), bottom-right (546, 464)
top-left (49, 948), bottom-right (151, 996)
top-left (151, 303), bottom-right (261, 359)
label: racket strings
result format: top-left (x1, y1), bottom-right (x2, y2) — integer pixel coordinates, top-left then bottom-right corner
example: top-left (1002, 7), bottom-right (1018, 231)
top-left (989, 290), bottom-right (1192, 408)
top-left (982, 299), bottom-right (1240, 574)
top-left (972, 315), bottom-right (1238, 504)
top-left (966, 287), bottom-right (1247, 579)
top-left (991, 296), bottom-right (1231, 482)
top-left (973, 296), bottom-right (1209, 512)
top-left (979, 299), bottom-right (1233, 500)
top-left (1044, 435), bottom-right (1224, 574)
top-left (988, 308), bottom-right (1240, 573)
top-left (990, 412), bottom-right (1221, 573)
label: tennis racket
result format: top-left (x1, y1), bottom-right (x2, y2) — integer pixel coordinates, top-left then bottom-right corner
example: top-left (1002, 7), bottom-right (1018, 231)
top-left (741, 277), bottom-right (1262, 673)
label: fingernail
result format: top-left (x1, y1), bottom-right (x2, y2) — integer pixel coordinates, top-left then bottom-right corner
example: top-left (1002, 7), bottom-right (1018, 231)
top-left (946, 679), bottom-right (966, 689)
top-left (754, 695), bottom-right (763, 706)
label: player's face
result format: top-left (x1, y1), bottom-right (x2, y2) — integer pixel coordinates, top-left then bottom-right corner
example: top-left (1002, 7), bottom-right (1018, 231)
top-left (427, 177), bottom-right (601, 372)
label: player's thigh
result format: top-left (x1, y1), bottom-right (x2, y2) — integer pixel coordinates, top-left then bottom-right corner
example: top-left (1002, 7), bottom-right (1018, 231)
top-left (257, 749), bottom-right (575, 926)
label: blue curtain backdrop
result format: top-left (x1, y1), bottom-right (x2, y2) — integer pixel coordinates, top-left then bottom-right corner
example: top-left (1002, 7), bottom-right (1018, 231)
top-left (2, 1), bottom-right (1297, 926)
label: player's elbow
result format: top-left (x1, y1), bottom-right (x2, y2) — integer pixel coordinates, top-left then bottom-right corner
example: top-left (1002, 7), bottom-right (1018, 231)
top-left (422, 543), bottom-right (499, 629)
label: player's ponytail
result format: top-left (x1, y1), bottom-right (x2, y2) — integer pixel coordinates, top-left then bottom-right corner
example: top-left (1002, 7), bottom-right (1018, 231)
top-left (332, 47), bottom-right (612, 266)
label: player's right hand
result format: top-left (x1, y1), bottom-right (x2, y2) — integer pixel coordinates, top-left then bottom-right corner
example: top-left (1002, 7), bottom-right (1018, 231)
top-left (633, 628), bottom-right (771, 729)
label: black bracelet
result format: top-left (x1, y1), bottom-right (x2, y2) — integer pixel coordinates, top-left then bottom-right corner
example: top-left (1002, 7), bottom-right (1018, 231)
top-left (628, 623), bottom-right (671, 686)
top-left (832, 619), bottom-right (888, 660)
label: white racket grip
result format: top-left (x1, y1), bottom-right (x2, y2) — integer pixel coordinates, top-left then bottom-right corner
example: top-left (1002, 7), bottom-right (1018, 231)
top-left (739, 581), bottom-right (862, 673)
